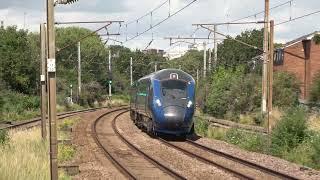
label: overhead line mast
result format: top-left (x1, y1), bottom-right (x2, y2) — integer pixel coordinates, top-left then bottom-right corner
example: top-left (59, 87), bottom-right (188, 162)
top-left (262, 0), bottom-right (270, 114)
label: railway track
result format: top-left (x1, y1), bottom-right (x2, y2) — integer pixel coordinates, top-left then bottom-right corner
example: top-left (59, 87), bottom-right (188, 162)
top-left (92, 109), bottom-right (186, 180)
top-left (108, 110), bottom-right (300, 179)
top-left (156, 136), bottom-right (299, 180)
top-left (184, 139), bottom-right (300, 180)
top-left (0, 106), bottom-right (124, 130)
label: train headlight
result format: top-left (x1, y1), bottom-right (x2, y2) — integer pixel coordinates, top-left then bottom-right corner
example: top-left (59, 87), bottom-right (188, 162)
top-left (187, 100), bottom-right (193, 108)
top-left (155, 99), bottom-right (162, 107)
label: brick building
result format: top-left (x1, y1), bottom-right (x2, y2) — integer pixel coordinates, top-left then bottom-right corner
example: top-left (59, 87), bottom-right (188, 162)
top-left (274, 31), bottom-right (320, 103)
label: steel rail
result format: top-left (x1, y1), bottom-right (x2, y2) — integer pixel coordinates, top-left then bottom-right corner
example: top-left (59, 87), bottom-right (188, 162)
top-left (112, 110), bottom-right (186, 180)
top-left (0, 106), bottom-right (126, 130)
top-left (186, 139), bottom-right (300, 180)
top-left (157, 137), bottom-right (254, 180)
top-left (91, 108), bottom-right (136, 180)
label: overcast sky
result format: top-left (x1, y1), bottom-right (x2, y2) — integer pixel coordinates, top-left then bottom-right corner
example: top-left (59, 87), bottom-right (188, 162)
top-left (0, 0), bottom-right (319, 54)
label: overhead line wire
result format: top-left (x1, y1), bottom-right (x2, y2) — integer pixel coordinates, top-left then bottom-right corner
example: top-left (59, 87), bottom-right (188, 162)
top-left (230, 0), bottom-right (294, 23)
top-left (275, 9), bottom-right (320, 26)
top-left (199, 25), bottom-right (264, 52)
top-left (124, 0), bottom-right (198, 43)
top-left (125, 0), bottom-right (169, 26)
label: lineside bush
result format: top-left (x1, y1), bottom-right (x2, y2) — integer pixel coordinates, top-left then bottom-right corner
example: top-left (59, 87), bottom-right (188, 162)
top-left (205, 66), bottom-right (261, 121)
top-left (204, 65), bottom-right (300, 123)
top-left (0, 90), bottom-right (40, 122)
top-left (271, 107), bottom-right (308, 156)
top-left (310, 133), bottom-right (320, 169)
top-left (194, 116), bottom-right (209, 136)
top-left (0, 130), bottom-right (9, 145)
top-left (310, 71), bottom-right (320, 104)
top-left (273, 72), bottom-right (300, 107)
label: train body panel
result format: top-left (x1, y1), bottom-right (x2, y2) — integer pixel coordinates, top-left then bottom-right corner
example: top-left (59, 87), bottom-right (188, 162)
top-left (130, 69), bottom-right (195, 136)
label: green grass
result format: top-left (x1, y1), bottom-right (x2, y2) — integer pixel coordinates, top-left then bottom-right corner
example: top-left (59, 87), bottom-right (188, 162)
top-left (0, 115), bottom-right (83, 179)
top-left (57, 117), bottom-right (78, 163)
top-left (194, 116), bottom-right (209, 137)
top-left (112, 94), bottom-right (130, 103)
top-left (0, 128), bottom-right (71, 180)
top-left (0, 129), bottom-right (9, 145)
top-left (0, 90), bottom-right (40, 122)
top-left (58, 144), bottom-right (76, 163)
top-left (58, 117), bottom-right (80, 131)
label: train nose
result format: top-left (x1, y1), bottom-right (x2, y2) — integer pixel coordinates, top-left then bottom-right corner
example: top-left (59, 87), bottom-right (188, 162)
top-left (163, 106), bottom-right (185, 122)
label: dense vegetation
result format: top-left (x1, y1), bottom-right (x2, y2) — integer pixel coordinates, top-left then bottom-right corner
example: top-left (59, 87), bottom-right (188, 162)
top-left (195, 107), bottom-right (320, 170)
top-left (0, 26), bottom-right (165, 121)
top-left (310, 71), bottom-right (320, 104)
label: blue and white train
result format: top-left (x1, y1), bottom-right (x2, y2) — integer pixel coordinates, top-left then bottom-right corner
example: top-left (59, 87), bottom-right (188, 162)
top-left (130, 69), bottom-right (196, 136)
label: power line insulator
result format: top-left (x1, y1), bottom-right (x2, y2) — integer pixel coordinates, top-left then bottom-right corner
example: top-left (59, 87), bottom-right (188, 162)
top-left (55, 0), bottom-right (79, 5)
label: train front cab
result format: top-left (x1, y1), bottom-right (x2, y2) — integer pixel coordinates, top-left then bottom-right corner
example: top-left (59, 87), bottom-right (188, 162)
top-left (151, 76), bottom-right (195, 135)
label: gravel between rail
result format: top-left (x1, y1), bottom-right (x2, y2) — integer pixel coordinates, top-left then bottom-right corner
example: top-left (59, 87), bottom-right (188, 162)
top-left (92, 108), bottom-right (184, 179)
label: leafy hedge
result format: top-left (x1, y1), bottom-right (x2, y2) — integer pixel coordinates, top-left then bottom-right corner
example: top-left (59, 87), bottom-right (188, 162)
top-left (310, 72), bottom-right (320, 103)
top-left (204, 66), bottom-right (300, 122)
top-left (273, 72), bottom-right (300, 107)
top-left (0, 90), bottom-right (40, 121)
top-left (271, 107), bottom-right (308, 156)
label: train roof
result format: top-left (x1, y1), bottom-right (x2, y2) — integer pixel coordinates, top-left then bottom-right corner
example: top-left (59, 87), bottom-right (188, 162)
top-left (137, 69), bottom-right (195, 83)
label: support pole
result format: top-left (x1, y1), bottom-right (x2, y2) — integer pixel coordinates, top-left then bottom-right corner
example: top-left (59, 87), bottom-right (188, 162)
top-left (40, 23), bottom-right (47, 140)
top-left (302, 40), bottom-right (312, 101)
top-left (78, 42), bottom-right (81, 99)
top-left (214, 25), bottom-right (218, 67)
top-left (196, 69), bottom-right (199, 85)
top-left (70, 84), bottom-right (73, 104)
top-left (208, 48), bottom-right (212, 72)
top-left (154, 63), bottom-right (157, 72)
top-left (130, 57), bottom-right (133, 86)
top-left (203, 42), bottom-right (207, 78)
top-left (262, 0), bottom-right (270, 114)
top-left (47, 0), bottom-right (58, 179)
top-left (108, 50), bottom-right (112, 97)
top-left (267, 20), bottom-right (274, 134)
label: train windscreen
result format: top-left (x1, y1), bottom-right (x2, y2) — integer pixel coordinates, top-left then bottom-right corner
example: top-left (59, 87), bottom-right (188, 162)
top-left (161, 80), bottom-right (187, 100)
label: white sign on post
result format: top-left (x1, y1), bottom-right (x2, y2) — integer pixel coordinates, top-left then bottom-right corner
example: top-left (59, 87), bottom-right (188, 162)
top-left (40, 75), bottom-right (45, 82)
top-left (47, 58), bottom-right (56, 72)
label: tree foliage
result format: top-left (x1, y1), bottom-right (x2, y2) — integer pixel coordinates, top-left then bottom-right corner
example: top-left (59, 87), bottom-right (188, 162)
top-left (310, 71), bottom-right (320, 103)
top-left (217, 29), bottom-right (263, 70)
top-left (313, 34), bottom-right (320, 45)
top-left (168, 50), bottom-right (203, 77)
top-left (0, 26), bottom-right (39, 94)
top-left (273, 72), bottom-right (300, 107)
top-left (205, 66), bottom-right (261, 121)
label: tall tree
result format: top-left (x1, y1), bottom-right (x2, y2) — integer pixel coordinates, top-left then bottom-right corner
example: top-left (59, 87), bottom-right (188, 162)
top-left (217, 29), bottom-right (263, 70)
top-left (0, 26), bottom-right (39, 94)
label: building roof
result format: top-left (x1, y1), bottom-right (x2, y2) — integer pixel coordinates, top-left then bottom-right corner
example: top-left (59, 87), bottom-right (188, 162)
top-left (285, 31), bottom-right (320, 48)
